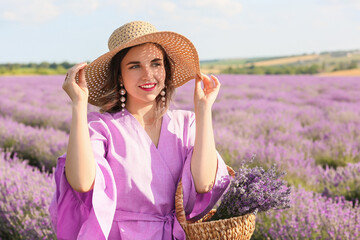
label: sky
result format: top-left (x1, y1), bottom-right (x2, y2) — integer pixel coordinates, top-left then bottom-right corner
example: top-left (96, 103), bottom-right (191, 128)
top-left (0, 0), bottom-right (359, 63)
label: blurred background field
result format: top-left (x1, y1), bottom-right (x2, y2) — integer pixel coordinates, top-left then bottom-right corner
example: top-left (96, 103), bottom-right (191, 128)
top-left (1, 0), bottom-right (360, 239)
top-left (1, 74), bottom-right (360, 239)
top-left (1, 49), bottom-right (360, 76)
top-left (200, 49), bottom-right (360, 76)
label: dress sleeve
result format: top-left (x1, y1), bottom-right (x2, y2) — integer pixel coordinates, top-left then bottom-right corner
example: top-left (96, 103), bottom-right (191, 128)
top-left (180, 111), bottom-right (230, 222)
top-left (48, 112), bottom-right (117, 240)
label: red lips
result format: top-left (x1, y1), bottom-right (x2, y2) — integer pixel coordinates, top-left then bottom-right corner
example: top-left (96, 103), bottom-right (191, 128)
top-left (139, 83), bottom-right (157, 91)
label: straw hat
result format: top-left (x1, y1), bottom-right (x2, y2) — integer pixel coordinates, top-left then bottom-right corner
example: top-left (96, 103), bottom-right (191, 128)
top-left (81, 21), bottom-right (201, 107)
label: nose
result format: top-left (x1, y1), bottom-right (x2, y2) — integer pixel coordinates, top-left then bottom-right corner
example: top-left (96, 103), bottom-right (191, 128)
top-left (142, 65), bottom-right (152, 80)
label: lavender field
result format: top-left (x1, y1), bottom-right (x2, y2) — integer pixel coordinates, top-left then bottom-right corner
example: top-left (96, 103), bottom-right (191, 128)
top-left (0, 75), bottom-right (360, 239)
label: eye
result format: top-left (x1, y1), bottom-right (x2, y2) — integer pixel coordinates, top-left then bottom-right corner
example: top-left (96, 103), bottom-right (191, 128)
top-left (129, 65), bottom-right (139, 69)
top-left (152, 62), bottom-right (162, 67)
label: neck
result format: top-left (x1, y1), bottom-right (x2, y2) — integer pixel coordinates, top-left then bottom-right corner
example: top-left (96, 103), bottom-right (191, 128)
top-left (126, 99), bottom-right (159, 125)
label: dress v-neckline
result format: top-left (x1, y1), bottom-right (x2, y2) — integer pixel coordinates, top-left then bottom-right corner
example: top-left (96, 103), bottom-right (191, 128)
top-left (124, 109), bottom-right (167, 150)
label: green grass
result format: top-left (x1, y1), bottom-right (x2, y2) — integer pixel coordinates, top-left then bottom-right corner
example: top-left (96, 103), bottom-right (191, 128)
top-left (0, 67), bottom-right (67, 75)
top-left (314, 152), bottom-right (359, 169)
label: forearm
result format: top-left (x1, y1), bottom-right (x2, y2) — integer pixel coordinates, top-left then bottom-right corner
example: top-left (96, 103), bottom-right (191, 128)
top-left (191, 106), bottom-right (218, 193)
top-left (65, 103), bottom-right (96, 193)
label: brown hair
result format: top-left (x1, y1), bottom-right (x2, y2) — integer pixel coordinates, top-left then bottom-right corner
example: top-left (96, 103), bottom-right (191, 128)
top-left (97, 43), bottom-right (175, 116)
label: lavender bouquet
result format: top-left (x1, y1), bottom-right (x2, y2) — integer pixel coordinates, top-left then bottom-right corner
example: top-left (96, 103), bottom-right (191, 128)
top-left (210, 162), bottom-right (291, 221)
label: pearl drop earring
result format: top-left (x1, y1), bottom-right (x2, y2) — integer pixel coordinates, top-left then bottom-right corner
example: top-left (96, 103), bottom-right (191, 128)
top-left (120, 84), bottom-right (126, 116)
top-left (160, 88), bottom-right (166, 110)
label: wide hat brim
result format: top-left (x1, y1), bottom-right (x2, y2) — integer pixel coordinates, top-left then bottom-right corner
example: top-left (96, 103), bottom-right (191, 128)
top-left (82, 31), bottom-right (201, 107)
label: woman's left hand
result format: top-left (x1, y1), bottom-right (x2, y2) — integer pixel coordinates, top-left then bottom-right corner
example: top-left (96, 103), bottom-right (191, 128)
top-left (194, 73), bottom-right (221, 111)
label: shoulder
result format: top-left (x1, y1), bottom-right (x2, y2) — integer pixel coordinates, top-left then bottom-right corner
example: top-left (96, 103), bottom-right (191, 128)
top-left (167, 109), bottom-right (195, 128)
top-left (167, 110), bottom-right (196, 145)
top-left (87, 111), bottom-right (116, 136)
top-left (167, 109), bottom-right (194, 120)
top-left (87, 111), bottom-right (114, 123)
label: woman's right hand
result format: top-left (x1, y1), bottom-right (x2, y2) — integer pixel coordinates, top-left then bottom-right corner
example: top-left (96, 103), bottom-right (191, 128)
top-left (62, 62), bottom-right (88, 105)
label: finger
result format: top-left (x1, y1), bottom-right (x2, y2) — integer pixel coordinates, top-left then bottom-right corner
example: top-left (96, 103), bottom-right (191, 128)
top-left (201, 74), bottom-right (213, 89)
top-left (78, 67), bottom-right (87, 88)
top-left (66, 62), bottom-right (87, 82)
top-left (210, 75), bottom-right (220, 88)
top-left (64, 73), bottom-right (70, 82)
top-left (195, 73), bottom-right (203, 91)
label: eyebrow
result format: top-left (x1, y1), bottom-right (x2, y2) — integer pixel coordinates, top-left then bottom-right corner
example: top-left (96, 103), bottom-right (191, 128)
top-left (126, 58), bottom-right (163, 65)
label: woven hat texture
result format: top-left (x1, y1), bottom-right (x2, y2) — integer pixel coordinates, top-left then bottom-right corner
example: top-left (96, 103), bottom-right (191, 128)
top-left (81, 21), bottom-right (200, 106)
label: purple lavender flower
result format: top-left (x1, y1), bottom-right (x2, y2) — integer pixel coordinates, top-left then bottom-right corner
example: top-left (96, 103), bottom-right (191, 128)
top-left (210, 162), bottom-right (291, 221)
top-left (254, 187), bottom-right (360, 239)
top-left (0, 150), bottom-right (56, 239)
top-left (0, 116), bottom-right (68, 171)
top-left (2, 74), bottom-right (360, 238)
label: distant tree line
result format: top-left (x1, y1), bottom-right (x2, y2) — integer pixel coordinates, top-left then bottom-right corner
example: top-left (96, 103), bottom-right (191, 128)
top-left (331, 60), bottom-right (358, 71)
top-left (221, 60), bottom-right (358, 75)
top-left (0, 62), bottom-right (75, 75)
top-left (221, 64), bottom-right (321, 75)
top-left (0, 59), bottom-right (358, 76)
top-left (0, 62), bottom-right (74, 69)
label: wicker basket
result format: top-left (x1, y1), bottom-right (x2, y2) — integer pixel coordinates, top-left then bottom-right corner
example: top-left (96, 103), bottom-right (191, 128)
top-left (175, 166), bottom-right (256, 240)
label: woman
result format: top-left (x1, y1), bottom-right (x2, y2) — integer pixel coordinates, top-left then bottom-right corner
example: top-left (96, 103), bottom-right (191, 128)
top-left (49, 21), bottom-right (230, 240)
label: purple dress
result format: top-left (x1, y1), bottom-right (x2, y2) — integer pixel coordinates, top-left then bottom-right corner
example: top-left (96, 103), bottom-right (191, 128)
top-left (49, 109), bottom-right (230, 240)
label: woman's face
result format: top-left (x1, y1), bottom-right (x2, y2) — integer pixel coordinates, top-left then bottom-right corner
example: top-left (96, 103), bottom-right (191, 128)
top-left (120, 43), bottom-right (166, 108)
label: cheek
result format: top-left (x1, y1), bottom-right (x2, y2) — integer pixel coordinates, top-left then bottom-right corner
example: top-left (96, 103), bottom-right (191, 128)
top-left (157, 70), bottom-right (166, 89)
top-left (120, 73), bottom-right (134, 91)
top-left (121, 70), bottom-right (137, 84)
top-left (156, 68), bottom-right (166, 83)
